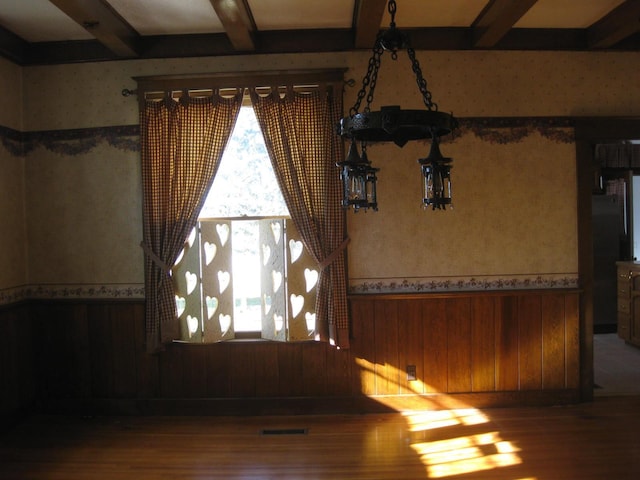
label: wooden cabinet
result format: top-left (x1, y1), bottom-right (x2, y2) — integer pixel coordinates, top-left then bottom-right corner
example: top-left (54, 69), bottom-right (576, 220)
top-left (616, 262), bottom-right (640, 346)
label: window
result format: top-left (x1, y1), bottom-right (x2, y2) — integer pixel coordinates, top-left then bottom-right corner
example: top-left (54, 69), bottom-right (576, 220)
top-left (139, 69), bottom-right (349, 352)
top-left (172, 106), bottom-right (319, 342)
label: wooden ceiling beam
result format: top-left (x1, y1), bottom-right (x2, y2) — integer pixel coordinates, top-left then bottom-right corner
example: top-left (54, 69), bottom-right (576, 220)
top-left (353, 0), bottom-right (388, 49)
top-left (472, 0), bottom-right (539, 48)
top-left (209, 0), bottom-right (255, 51)
top-left (48, 0), bottom-right (139, 57)
top-left (0, 24), bottom-right (28, 65)
top-left (588, 0), bottom-right (640, 49)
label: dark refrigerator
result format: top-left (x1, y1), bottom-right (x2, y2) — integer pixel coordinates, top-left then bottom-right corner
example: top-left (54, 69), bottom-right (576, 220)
top-left (592, 194), bottom-right (621, 329)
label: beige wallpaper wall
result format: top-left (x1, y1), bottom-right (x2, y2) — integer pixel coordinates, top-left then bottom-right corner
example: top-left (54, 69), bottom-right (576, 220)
top-left (0, 57), bottom-right (26, 293)
top-left (1, 50), bottom-right (638, 300)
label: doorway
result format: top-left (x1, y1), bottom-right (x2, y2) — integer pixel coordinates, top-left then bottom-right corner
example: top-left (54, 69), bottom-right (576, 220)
top-left (576, 119), bottom-right (640, 400)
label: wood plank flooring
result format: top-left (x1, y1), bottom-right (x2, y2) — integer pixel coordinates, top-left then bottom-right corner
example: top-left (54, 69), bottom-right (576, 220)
top-left (1, 395), bottom-right (639, 479)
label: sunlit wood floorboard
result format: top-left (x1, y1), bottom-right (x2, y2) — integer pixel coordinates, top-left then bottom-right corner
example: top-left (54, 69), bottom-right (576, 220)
top-left (1, 395), bottom-right (639, 479)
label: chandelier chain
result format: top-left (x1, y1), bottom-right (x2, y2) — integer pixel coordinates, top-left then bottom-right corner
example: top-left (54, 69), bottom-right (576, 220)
top-left (388, 0), bottom-right (397, 26)
top-left (350, 39), bottom-right (383, 116)
top-left (407, 46), bottom-right (437, 111)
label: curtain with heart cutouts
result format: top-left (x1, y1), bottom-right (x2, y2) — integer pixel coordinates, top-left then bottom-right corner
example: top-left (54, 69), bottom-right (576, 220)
top-left (250, 86), bottom-right (350, 348)
top-left (140, 91), bottom-right (243, 353)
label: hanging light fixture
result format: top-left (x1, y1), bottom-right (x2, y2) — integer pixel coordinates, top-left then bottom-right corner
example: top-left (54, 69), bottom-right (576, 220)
top-left (338, 0), bottom-right (458, 211)
top-left (337, 140), bottom-right (379, 211)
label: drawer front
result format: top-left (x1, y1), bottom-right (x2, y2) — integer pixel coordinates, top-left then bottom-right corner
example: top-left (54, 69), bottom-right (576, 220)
top-left (618, 313), bottom-right (630, 340)
top-left (618, 298), bottom-right (630, 314)
top-left (618, 282), bottom-right (629, 297)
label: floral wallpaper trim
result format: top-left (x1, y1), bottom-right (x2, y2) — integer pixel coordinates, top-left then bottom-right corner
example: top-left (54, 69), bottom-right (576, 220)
top-left (0, 117), bottom-right (575, 157)
top-left (0, 284), bottom-right (145, 306)
top-left (0, 125), bottom-right (140, 157)
top-left (455, 117), bottom-right (575, 145)
top-left (349, 273), bottom-right (579, 294)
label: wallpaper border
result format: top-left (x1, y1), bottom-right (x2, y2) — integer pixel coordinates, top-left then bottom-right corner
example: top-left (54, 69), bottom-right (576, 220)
top-left (0, 116), bottom-right (575, 157)
top-left (0, 284), bottom-right (145, 306)
top-left (349, 273), bottom-right (579, 294)
top-left (0, 274), bottom-right (579, 306)
top-left (0, 124), bottom-right (139, 157)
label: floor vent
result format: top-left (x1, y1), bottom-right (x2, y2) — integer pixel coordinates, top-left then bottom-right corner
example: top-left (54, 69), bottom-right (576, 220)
top-left (261, 428), bottom-right (308, 435)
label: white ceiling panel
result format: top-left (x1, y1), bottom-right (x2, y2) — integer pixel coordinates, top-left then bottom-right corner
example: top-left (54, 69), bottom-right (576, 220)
top-left (380, 0), bottom-right (488, 28)
top-left (0, 0), bottom-right (92, 42)
top-left (516, 0), bottom-right (627, 28)
top-left (107, 0), bottom-right (224, 35)
top-left (248, 0), bottom-right (355, 30)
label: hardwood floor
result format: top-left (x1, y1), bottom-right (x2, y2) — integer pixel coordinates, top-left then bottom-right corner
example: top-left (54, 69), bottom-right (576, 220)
top-left (1, 395), bottom-right (639, 479)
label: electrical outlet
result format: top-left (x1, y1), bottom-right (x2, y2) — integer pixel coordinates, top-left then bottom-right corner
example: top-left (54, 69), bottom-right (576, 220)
top-left (406, 365), bottom-right (417, 381)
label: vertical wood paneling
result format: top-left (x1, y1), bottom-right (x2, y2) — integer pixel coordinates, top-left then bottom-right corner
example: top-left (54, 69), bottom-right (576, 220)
top-left (565, 293), bottom-right (580, 389)
top-left (5, 291), bottom-right (582, 417)
top-left (447, 298), bottom-right (472, 393)
top-left (542, 294), bottom-right (567, 389)
top-left (132, 303), bottom-right (158, 398)
top-left (229, 343), bottom-right (256, 397)
top-left (181, 346), bottom-right (208, 398)
top-left (374, 300), bottom-right (399, 395)
top-left (327, 346), bottom-right (353, 397)
top-left (471, 296), bottom-right (496, 392)
top-left (0, 306), bottom-right (36, 419)
top-left (398, 299), bottom-right (424, 394)
top-left (206, 343), bottom-right (231, 398)
top-left (519, 295), bottom-right (543, 390)
top-left (277, 343), bottom-right (304, 397)
top-left (423, 298), bottom-right (448, 393)
top-left (0, 305), bottom-right (39, 420)
top-left (302, 342), bottom-right (327, 396)
top-left (0, 310), bottom-right (17, 413)
top-left (350, 299), bottom-right (376, 396)
top-left (158, 343), bottom-right (185, 397)
top-left (496, 296), bottom-right (519, 390)
top-left (110, 304), bottom-right (138, 397)
top-left (37, 304), bottom-right (91, 399)
top-left (254, 343), bottom-right (279, 397)
top-left (14, 307), bottom-right (36, 407)
top-left (88, 304), bottom-right (113, 397)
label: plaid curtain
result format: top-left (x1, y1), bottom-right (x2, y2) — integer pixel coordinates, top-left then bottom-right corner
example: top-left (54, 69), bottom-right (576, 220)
top-left (140, 91), bottom-right (243, 353)
top-left (250, 87), bottom-right (350, 348)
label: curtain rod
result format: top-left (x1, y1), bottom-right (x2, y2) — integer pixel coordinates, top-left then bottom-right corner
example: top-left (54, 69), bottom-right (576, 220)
top-left (130, 68), bottom-right (347, 94)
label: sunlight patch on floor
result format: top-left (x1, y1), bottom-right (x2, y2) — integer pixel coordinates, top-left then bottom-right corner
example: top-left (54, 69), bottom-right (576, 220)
top-left (409, 430), bottom-right (523, 478)
top-left (356, 358), bottom-right (532, 479)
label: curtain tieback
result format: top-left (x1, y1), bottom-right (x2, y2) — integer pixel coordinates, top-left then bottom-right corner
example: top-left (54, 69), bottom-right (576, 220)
top-left (319, 237), bottom-right (350, 270)
top-left (140, 241), bottom-right (171, 272)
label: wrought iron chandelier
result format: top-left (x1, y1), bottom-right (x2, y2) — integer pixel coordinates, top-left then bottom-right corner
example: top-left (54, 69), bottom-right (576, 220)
top-left (338, 0), bottom-right (458, 212)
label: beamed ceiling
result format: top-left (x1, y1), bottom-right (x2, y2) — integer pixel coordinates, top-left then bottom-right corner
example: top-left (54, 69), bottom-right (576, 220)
top-left (1, 0), bottom-right (639, 66)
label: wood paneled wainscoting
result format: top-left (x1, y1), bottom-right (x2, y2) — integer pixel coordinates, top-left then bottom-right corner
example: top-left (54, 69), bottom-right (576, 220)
top-left (0, 303), bottom-right (37, 427)
top-left (24, 289), bottom-right (579, 416)
top-left (0, 303), bottom-right (37, 429)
